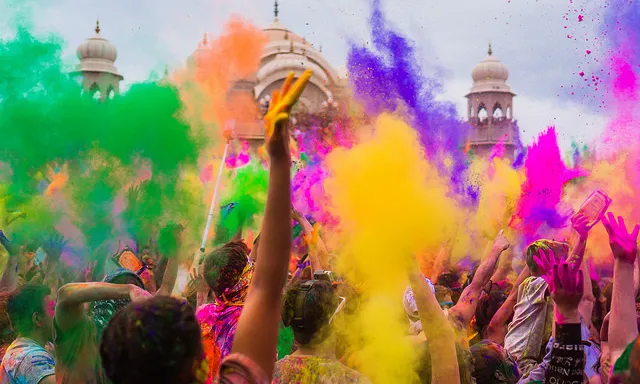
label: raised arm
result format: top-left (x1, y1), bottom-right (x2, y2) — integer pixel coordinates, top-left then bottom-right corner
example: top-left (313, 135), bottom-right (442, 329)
top-left (449, 231), bottom-right (510, 328)
top-left (56, 282), bottom-right (149, 331)
top-left (0, 230), bottom-right (19, 294)
top-left (230, 71), bottom-right (311, 378)
top-left (486, 265), bottom-right (531, 344)
top-left (602, 212), bottom-right (639, 366)
top-left (292, 209), bottom-right (328, 271)
top-left (570, 214), bottom-right (596, 325)
top-left (408, 261), bottom-right (460, 384)
top-left (155, 224), bottom-right (183, 297)
top-left (544, 256), bottom-right (585, 383)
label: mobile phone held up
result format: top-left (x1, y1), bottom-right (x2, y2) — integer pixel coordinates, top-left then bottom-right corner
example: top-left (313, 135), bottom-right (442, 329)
top-left (111, 246), bottom-right (147, 275)
top-left (573, 190), bottom-right (612, 228)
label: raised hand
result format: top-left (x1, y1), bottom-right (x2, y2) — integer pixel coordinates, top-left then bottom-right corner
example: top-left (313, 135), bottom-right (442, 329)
top-left (492, 229), bottom-right (510, 252)
top-left (42, 233), bottom-right (67, 262)
top-left (549, 261), bottom-right (584, 324)
top-left (571, 213), bottom-right (591, 240)
top-left (188, 267), bottom-right (208, 295)
top-left (601, 212), bottom-right (639, 264)
top-left (533, 248), bottom-right (555, 284)
top-left (263, 70), bottom-right (312, 160)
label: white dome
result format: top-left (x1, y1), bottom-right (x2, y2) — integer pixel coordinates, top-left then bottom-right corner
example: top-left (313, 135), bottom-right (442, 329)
top-left (74, 21), bottom-right (122, 78)
top-left (471, 54), bottom-right (509, 82)
top-left (76, 21), bottom-right (118, 62)
top-left (467, 45), bottom-right (513, 95)
top-left (77, 36), bottom-right (118, 62)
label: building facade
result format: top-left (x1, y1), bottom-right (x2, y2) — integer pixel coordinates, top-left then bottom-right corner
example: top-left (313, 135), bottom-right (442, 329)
top-left (465, 44), bottom-right (520, 159)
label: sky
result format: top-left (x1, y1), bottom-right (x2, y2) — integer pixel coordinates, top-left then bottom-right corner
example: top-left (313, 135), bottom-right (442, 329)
top-left (0, 0), bottom-right (611, 152)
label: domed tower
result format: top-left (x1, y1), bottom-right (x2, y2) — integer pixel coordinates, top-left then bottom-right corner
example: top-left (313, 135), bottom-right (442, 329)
top-left (465, 44), bottom-right (519, 159)
top-left (72, 21), bottom-right (123, 101)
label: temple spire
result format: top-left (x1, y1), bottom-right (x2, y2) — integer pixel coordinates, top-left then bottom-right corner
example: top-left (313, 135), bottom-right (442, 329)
top-left (95, 20), bottom-right (100, 34)
top-left (274, 0), bottom-right (279, 20)
top-left (488, 42), bottom-right (492, 56)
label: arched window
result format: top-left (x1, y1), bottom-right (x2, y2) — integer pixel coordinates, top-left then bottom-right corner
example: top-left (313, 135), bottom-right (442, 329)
top-left (477, 104), bottom-right (488, 123)
top-left (506, 106), bottom-right (512, 119)
top-left (89, 83), bottom-right (101, 101)
top-left (493, 103), bottom-right (504, 119)
top-left (469, 106), bottom-right (475, 118)
top-left (107, 87), bottom-right (115, 100)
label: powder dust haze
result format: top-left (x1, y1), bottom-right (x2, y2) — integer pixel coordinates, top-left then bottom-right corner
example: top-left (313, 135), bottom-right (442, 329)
top-left (324, 114), bottom-right (458, 383)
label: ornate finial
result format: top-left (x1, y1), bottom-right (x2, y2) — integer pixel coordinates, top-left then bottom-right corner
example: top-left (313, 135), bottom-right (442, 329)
top-left (319, 44), bottom-right (323, 53)
top-left (203, 33), bottom-right (208, 46)
top-left (164, 65), bottom-right (169, 77)
top-left (95, 20), bottom-right (101, 34)
top-left (488, 42), bottom-right (492, 56)
top-left (274, 0), bottom-right (279, 20)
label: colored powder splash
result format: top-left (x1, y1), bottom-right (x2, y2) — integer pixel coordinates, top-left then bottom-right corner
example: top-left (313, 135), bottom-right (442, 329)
top-left (468, 155), bottom-right (524, 244)
top-left (562, 0), bottom-right (640, 267)
top-left (0, 6), bottom-right (204, 267)
top-left (324, 114), bottom-right (458, 383)
top-left (173, 18), bottom-right (266, 139)
top-left (510, 127), bottom-right (585, 245)
top-left (346, 0), bottom-right (469, 196)
top-left (277, 325), bottom-right (294, 359)
top-left (213, 161), bottom-right (268, 245)
top-left (292, 112), bottom-right (356, 225)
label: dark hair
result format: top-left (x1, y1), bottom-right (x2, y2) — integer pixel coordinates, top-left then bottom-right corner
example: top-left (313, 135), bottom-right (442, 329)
top-left (203, 241), bottom-right (249, 296)
top-left (100, 296), bottom-right (203, 384)
top-left (475, 290), bottom-right (508, 336)
top-left (436, 271), bottom-right (462, 303)
top-left (434, 285), bottom-right (454, 304)
top-left (6, 283), bottom-right (50, 335)
top-left (282, 280), bottom-right (338, 346)
top-left (470, 340), bottom-right (518, 384)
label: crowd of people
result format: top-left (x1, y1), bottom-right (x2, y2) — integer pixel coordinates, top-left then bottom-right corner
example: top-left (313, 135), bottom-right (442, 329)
top-left (0, 72), bottom-right (639, 384)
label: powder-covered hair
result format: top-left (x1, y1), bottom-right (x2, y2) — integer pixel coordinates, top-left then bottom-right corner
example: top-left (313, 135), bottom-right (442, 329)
top-left (100, 296), bottom-right (203, 384)
top-left (525, 240), bottom-right (553, 276)
top-left (282, 280), bottom-right (338, 346)
top-left (202, 240), bottom-right (249, 296)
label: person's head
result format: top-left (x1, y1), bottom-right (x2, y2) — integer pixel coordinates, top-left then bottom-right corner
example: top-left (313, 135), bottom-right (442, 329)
top-left (100, 296), bottom-right (203, 384)
top-left (6, 283), bottom-right (54, 341)
top-left (434, 285), bottom-right (454, 310)
top-left (525, 239), bottom-right (569, 276)
top-left (436, 271), bottom-right (462, 303)
top-left (203, 241), bottom-right (249, 297)
top-left (92, 269), bottom-right (145, 340)
top-left (475, 290), bottom-right (508, 336)
top-left (282, 280), bottom-right (341, 347)
top-left (470, 340), bottom-right (519, 384)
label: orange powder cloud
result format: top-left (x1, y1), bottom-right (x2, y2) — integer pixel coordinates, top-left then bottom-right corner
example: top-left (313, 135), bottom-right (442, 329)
top-left (173, 17), bottom-right (267, 140)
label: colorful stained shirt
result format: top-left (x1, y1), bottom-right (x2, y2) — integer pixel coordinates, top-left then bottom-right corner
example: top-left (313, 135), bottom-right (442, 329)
top-left (272, 355), bottom-right (371, 384)
top-left (0, 337), bottom-right (55, 384)
top-left (198, 261), bottom-right (254, 381)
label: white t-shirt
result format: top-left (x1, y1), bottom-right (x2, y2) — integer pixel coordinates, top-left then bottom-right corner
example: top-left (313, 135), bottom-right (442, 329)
top-left (504, 276), bottom-right (553, 365)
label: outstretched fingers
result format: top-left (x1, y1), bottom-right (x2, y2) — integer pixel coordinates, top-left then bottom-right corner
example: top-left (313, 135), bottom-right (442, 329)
top-left (280, 72), bottom-right (295, 98)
